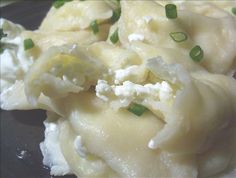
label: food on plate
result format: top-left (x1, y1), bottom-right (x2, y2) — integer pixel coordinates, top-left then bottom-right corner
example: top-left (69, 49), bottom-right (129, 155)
top-left (1, 0), bottom-right (236, 178)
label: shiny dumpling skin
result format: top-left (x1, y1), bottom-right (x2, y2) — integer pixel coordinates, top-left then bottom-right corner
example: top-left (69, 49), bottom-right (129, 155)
top-left (197, 126), bottom-right (236, 178)
top-left (58, 119), bottom-right (118, 178)
top-left (88, 41), bottom-right (143, 70)
top-left (39, 0), bottom-right (113, 31)
top-left (24, 45), bottom-right (105, 105)
top-left (147, 58), bottom-right (236, 156)
top-left (118, 0), bottom-right (236, 74)
top-left (22, 24), bottom-right (110, 52)
top-left (155, 0), bottom-right (236, 18)
top-left (0, 80), bottom-right (64, 116)
top-left (129, 41), bottom-right (204, 73)
top-left (63, 92), bottom-right (197, 178)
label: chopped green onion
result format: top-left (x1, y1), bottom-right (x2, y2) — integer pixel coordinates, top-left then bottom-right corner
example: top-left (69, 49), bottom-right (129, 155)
top-left (110, 28), bottom-right (119, 44)
top-left (0, 46), bottom-right (4, 54)
top-left (24, 38), bottom-right (35, 50)
top-left (189, 45), bottom-right (204, 62)
top-left (169, 32), bottom-right (188, 42)
top-left (111, 8), bottom-right (121, 23)
top-left (0, 28), bottom-right (7, 40)
top-left (90, 20), bottom-right (99, 34)
top-left (232, 7), bottom-right (236, 16)
top-left (165, 4), bottom-right (177, 19)
top-left (53, 0), bottom-right (72, 9)
top-left (128, 103), bottom-right (148, 116)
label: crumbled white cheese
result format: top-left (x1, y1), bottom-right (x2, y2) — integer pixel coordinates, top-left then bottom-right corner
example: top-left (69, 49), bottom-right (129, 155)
top-left (40, 120), bottom-right (72, 176)
top-left (128, 33), bottom-right (145, 42)
top-left (96, 80), bottom-right (174, 108)
top-left (74, 135), bottom-right (88, 158)
top-left (96, 80), bottom-right (112, 101)
top-left (114, 65), bottom-right (140, 84)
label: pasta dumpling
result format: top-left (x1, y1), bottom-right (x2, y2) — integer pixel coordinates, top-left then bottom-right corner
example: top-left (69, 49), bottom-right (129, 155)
top-left (40, 1), bottom-right (113, 31)
top-left (118, 0), bottom-right (236, 74)
top-left (24, 45), bottom-right (105, 105)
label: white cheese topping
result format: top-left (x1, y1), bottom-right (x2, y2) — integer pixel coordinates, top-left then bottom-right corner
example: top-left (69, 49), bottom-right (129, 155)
top-left (114, 65), bottom-right (140, 84)
top-left (128, 33), bottom-right (145, 42)
top-left (74, 135), bottom-right (88, 158)
top-left (96, 80), bottom-right (173, 108)
top-left (96, 80), bottom-right (112, 101)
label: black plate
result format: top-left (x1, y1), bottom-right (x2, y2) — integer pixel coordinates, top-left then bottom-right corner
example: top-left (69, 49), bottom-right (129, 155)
top-left (0, 1), bottom-right (76, 178)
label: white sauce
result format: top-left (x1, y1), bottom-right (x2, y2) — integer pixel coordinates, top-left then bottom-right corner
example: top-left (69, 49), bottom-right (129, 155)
top-left (0, 18), bottom-right (33, 92)
top-left (40, 120), bottom-right (72, 176)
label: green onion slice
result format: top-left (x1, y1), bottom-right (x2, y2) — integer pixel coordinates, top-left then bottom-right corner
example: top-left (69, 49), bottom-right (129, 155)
top-left (53, 0), bottom-right (72, 9)
top-left (111, 8), bottom-right (121, 23)
top-left (232, 7), bottom-right (236, 16)
top-left (24, 38), bottom-right (35, 50)
top-left (0, 46), bottom-right (4, 54)
top-left (165, 4), bottom-right (177, 19)
top-left (189, 45), bottom-right (204, 62)
top-left (128, 103), bottom-right (148, 116)
top-left (90, 20), bottom-right (99, 34)
top-left (110, 28), bottom-right (119, 44)
top-left (169, 32), bottom-right (187, 42)
top-left (0, 28), bottom-right (7, 40)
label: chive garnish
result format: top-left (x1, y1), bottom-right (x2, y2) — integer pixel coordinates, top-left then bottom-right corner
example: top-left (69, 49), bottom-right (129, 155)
top-left (128, 103), bottom-right (148, 116)
top-left (169, 32), bottom-right (187, 42)
top-left (232, 7), bottom-right (236, 16)
top-left (0, 47), bottom-right (3, 54)
top-left (165, 4), bottom-right (177, 19)
top-left (111, 8), bottom-right (121, 23)
top-left (110, 28), bottom-right (119, 44)
top-left (53, 0), bottom-right (72, 9)
top-left (24, 38), bottom-right (35, 50)
top-left (90, 20), bottom-right (99, 34)
top-left (189, 45), bottom-right (204, 62)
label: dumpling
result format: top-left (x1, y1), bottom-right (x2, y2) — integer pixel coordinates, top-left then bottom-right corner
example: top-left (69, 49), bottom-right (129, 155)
top-left (22, 24), bottom-right (110, 52)
top-left (40, 0), bottom-right (113, 31)
top-left (24, 45), bottom-right (105, 105)
top-left (62, 92), bottom-right (197, 178)
top-left (118, 0), bottom-right (236, 74)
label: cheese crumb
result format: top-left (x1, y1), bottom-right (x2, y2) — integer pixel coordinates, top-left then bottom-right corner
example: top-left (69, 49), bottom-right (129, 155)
top-left (128, 33), bottom-right (145, 42)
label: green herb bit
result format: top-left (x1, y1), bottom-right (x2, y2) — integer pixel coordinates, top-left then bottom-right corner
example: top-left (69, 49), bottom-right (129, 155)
top-left (0, 47), bottom-right (4, 54)
top-left (90, 20), bottom-right (99, 34)
top-left (232, 7), bottom-right (236, 16)
top-left (53, 0), bottom-right (72, 9)
top-left (111, 8), bottom-right (121, 23)
top-left (189, 45), bottom-right (204, 62)
top-left (165, 4), bottom-right (177, 19)
top-left (169, 32), bottom-right (187, 42)
top-left (110, 28), bottom-right (119, 44)
top-left (0, 28), bottom-right (7, 40)
top-left (128, 103), bottom-right (148, 116)
top-left (24, 38), bottom-right (35, 50)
